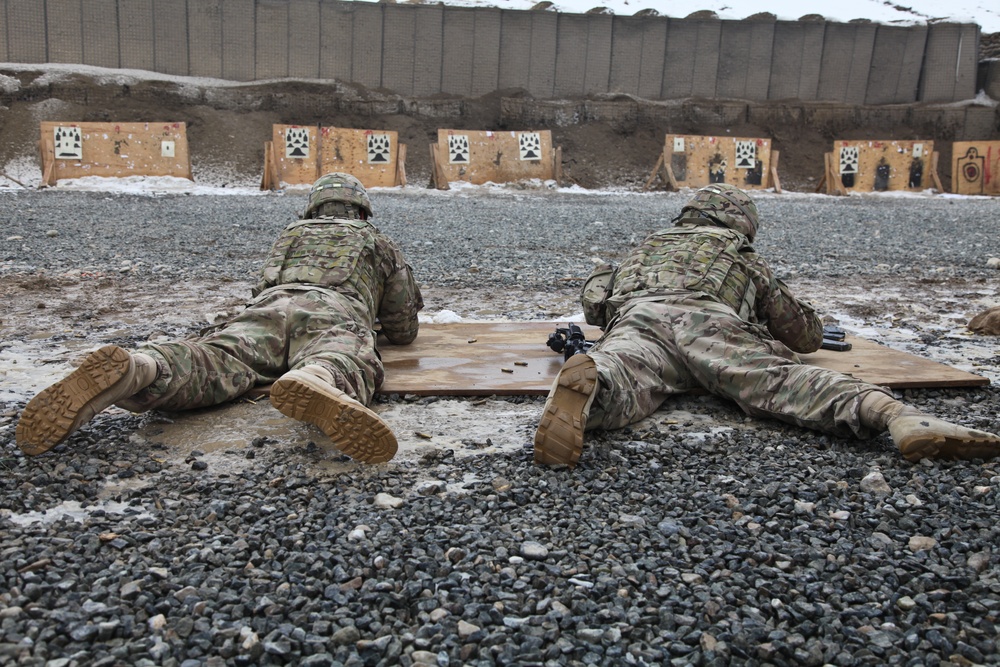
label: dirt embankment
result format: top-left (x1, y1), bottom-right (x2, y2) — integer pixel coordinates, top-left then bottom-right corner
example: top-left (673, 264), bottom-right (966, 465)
top-left (0, 63), bottom-right (997, 192)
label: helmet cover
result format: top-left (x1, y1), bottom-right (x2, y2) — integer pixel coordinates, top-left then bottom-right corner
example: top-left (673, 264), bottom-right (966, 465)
top-left (681, 183), bottom-right (760, 241)
top-left (304, 173), bottom-right (373, 219)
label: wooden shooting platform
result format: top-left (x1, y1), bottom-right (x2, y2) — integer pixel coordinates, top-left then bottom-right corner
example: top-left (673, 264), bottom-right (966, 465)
top-left (374, 322), bottom-right (988, 396)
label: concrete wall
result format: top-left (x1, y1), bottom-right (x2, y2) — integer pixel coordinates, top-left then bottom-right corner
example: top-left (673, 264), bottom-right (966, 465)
top-left (0, 0), bottom-right (988, 104)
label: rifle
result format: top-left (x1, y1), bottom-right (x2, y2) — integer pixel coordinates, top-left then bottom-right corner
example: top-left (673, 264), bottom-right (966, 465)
top-left (821, 324), bottom-right (852, 352)
top-left (546, 323), bottom-right (594, 361)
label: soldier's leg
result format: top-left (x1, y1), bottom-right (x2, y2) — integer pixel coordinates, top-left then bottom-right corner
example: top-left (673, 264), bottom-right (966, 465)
top-left (535, 301), bottom-right (692, 466)
top-left (586, 301), bottom-right (697, 430)
top-left (120, 296), bottom-right (290, 412)
top-left (16, 346), bottom-right (159, 455)
top-left (673, 301), bottom-right (1000, 460)
top-left (857, 392), bottom-right (1000, 462)
top-left (673, 301), bottom-right (882, 439)
top-left (269, 292), bottom-right (396, 464)
top-left (286, 292), bottom-right (382, 404)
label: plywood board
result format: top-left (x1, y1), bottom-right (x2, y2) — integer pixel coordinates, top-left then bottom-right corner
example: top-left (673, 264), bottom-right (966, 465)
top-left (952, 141), bottom-right (1000, 196)
top-left (272, 125), bottom-right (320, 186)
top-left (830, 139), bottom-right (934, 194)
top-left (434, 129), bottom-right (555, 186)
top-left (661, 134), bottom-right (773, 190)
top-left (374, 322), bottom-right (988, 396)
top-left (40, 122), bottom-right (191, 183)
top-left (318, 128), bottom-right (400, 189)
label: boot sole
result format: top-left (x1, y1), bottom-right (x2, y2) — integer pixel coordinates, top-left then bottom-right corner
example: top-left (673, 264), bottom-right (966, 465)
top-left (534, 355), bottom-right (597, 466)
top-left (270, 375), bottom-right (397, 464)
top-left (899, 431), bottom-right (1000, 462)
top-left (15, 345), bottom-right (131, 456)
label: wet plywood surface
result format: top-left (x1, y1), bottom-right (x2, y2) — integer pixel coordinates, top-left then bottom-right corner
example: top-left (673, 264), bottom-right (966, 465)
top-left (376, 323), bottom-right (988, 396)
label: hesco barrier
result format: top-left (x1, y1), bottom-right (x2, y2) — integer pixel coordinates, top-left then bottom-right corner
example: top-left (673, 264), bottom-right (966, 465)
top-left (38, 121), bottom-right (191, 186)
top-left (0, 0), bottom-right (986, 104)
top-left (429, 129), bottom-right (559, 189)
top-left (261, 125), bottom-right (406, 190)
top-left (645, 135), bottom-right (778, 191)
top-left (952, 141), bottom-right (1000, 195)
top-left (821, 140), bottom-right (942, 195)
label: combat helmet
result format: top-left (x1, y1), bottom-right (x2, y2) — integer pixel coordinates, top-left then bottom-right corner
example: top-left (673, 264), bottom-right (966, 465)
top-left (303, 173), bottom-right (373, 219)
top-left (680, 183), bottom-right (760, 241)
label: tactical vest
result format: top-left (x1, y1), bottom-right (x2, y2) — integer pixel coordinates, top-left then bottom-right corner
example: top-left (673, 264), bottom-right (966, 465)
top-left (610, 225), bottom-right (758, 320)
top-left (255, 217), bottom-right (381, 307)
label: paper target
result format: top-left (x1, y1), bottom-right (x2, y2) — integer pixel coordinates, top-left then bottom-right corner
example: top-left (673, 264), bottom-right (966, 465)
top-left (285, 128), bottom-right (310, 159)
top-left (54, 126), bottom-right (83, 160)
top-left (448, 135), bottom-right (470, 164)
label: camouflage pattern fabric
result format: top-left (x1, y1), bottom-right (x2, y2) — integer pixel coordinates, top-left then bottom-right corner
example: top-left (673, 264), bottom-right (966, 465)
top-left (605, 221), bottom-right (823, 352)
top-left (120, 216), bottom-right (422, 412)
top-left (610, 224), bottom-right (758, 321)
top-left (582, 221), bottom-right (892, 438)
top-left (680, 183), bottom-right (760, 240)
top-left (304, 173), bottom-right (373, 218)
top-left (585, 298), bottom-right (891, 439)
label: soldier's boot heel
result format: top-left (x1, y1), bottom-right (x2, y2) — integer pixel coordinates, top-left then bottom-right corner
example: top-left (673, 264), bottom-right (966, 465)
top-left (534, 354), bottom-right (598, 467)
top-left (890, 414), bottom-right (1000, 462)
top-left (16, 346), bottom-right (158, 456)
top-left (270, 367), bottom-right (397, 464)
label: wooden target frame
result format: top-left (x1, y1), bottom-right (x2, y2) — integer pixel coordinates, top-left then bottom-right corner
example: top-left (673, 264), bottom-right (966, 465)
top-left (39, 122), bottom-right (192, 186)
top-left (951, 142), bottom-right (1000, 196)
top-left (261, 125), bottom-right (407, 190)
top-left (818, 140), bottom-right (943, 196)
top-left (644, 135), bottom-right (780, 193)
top-left (429, 130), bottom-right (561, 190)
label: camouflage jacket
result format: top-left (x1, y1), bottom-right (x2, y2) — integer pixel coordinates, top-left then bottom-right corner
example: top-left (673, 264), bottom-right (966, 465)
top-left (595, 222), bottom-right (822, 353)
top-left (253, 216), bottom-right (423, 344)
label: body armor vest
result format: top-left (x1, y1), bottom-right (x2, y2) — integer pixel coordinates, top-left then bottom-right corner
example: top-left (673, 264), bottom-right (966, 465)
top-left (610, 225), bottom-right (757, 320)
top-left (254, 217), bottom-right (381, 308)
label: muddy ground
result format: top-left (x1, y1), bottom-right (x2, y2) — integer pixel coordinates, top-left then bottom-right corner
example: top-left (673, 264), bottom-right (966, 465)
top-left (3, 268), bottom-right (999, 475)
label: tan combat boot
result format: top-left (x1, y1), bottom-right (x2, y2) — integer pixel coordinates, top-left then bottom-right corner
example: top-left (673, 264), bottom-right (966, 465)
top-left (16, 345), bottom-right (159, 456)
top-left (859, 391), bottom-right (1000, 462)
top-left (269, 366), bottom-right (397, 464)
top-left (534, 354), bottom-right (599, 466)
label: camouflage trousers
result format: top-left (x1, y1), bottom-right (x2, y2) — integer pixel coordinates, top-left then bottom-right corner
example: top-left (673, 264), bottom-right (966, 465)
top-left (120, 288), bottom-right (381, 412)
top-left (586, 297), bottom-right (891, 439)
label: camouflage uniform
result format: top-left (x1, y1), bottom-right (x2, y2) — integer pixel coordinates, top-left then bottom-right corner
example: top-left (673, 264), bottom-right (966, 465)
top-left (120, 191), bottom-right (422, 413)
top-left (582, 184), bottom-right (891, 439)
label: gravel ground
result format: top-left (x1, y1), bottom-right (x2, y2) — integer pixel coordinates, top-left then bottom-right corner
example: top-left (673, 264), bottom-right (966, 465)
top-left (3, 187), bottom-right (1000, 667)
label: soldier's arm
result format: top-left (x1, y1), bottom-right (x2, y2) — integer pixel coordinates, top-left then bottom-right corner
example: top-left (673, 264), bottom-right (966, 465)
top-left (763, 278), bottom-right (824, 353)
top-left (748, 253), bottom-right (823, 353)
top-left (376, 238), bottom-right (423, 345)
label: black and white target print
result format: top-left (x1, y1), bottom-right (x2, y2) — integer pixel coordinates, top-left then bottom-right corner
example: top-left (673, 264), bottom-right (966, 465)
top-left (448, 134), bottom-right (470, 164)
top-left (285, 128), bottom-right (310, 159)
top-left (367, 133), bottom-right (391, 164)
top-left (518, 132), bottom-right (542, 161)
top-left (54, 126), bottom-right (83, 160)
top-left (735, 140), bottom-right (756, 169)
top-left (839, 146), bottom-right (859, 175)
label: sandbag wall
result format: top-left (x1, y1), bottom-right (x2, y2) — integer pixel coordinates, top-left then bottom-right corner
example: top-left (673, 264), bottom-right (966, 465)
top-left (0, 0), bottom-right (981, 104)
